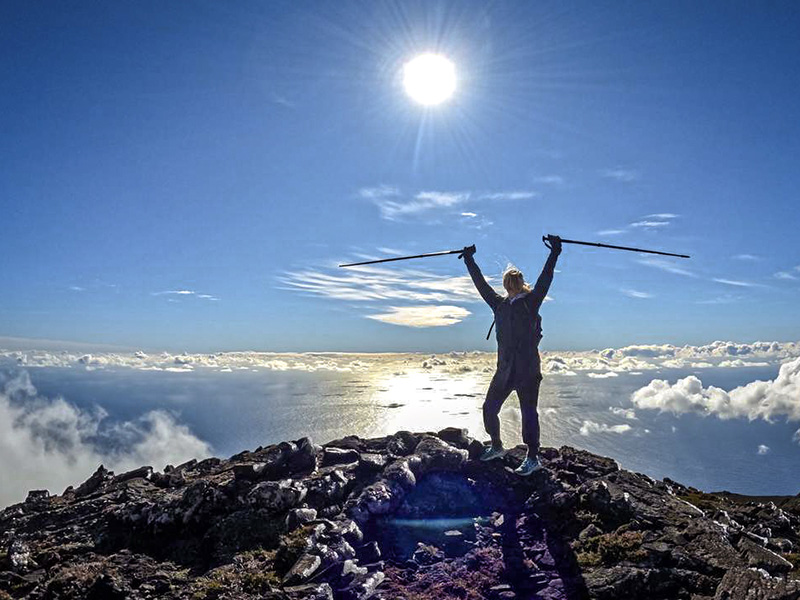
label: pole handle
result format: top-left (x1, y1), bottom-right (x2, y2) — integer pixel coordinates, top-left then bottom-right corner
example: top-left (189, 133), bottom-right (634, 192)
top-left (457, 244), bottom-right (476, 259)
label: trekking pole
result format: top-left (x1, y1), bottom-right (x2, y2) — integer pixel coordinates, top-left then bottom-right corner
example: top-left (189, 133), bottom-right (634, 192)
top-left (339, 248), bottom-right (466, 267)
top-left (544, 235), bottom-right (690, 258)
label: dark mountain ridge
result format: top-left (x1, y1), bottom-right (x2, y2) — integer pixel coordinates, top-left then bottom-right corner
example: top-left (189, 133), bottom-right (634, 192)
top-left (2, 428), bottom-right (800, 599)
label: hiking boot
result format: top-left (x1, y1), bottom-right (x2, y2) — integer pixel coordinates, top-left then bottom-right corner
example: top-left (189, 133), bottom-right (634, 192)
top-left (514, 456), bottom-right (543, 476)
top-left (479, 446), bottom-right (505, 461)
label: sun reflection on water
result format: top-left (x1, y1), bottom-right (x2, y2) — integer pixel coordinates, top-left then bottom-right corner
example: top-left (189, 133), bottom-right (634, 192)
top-left (367, 369), bottom-right (487, 437)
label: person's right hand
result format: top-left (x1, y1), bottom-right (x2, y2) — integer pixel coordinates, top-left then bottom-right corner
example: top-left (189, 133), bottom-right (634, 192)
top-left (544, 235), bottom-right (562, 254)
top-left (457, 244), bottom-right (476, 260)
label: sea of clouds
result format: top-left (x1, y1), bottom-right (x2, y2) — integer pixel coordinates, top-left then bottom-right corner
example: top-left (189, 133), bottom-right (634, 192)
top-left (1, 339), bottom-right (799, 507)
top-left (4, 339), bottom-right (798, 376)
top-left (0, 370), bottom-right (210, 507)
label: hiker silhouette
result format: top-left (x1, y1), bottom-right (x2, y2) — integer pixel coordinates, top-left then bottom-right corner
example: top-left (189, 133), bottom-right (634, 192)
top-left (460, 236), bottom-right (562, 475)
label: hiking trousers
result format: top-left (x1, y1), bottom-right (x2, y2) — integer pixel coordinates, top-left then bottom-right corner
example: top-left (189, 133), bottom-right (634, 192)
top-left (483, 368), bottom-right (542, 451)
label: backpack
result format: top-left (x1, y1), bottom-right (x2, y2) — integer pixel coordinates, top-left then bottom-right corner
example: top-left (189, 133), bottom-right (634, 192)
top-left (485, 296), bottom-right (543, 342)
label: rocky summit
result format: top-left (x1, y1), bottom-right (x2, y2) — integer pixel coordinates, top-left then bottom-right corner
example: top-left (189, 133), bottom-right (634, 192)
top-left (2, 429), bottom-right (800, 600)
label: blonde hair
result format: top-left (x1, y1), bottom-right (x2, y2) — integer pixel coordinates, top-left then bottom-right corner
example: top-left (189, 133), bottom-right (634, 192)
top-left (502, 266), bottom-right (531, 296)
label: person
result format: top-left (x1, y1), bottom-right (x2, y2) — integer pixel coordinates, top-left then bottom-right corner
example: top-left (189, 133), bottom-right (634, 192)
top-left (459, 235), bottom-right (562, 476)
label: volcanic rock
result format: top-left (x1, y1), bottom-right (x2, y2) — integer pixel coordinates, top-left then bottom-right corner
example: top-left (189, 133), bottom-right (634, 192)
top-left (2, 429), bottom-right (800, 600)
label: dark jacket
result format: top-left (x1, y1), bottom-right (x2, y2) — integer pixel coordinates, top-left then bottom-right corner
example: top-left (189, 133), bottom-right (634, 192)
top-left (465, 250), bottom-right (559, 384)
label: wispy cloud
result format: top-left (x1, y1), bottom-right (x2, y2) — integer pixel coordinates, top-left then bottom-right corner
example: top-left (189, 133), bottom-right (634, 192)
top-left (479, 191), bottom-right (537, 201)
top-left (280, 264), bottom-right (492, 304)
top-left (535, 175), bottom-right (565, 186)
top-left (599, 168), bottom-right (639, 182)
top-left (712, 278), bottom-right (765, 288)
top-left (461, 213), bottom-right (494, 230)
top-left (152, 290), bottom-right (219, 300)
top-left (358, 185), bottom-right (401, 200)
top-left (732, 254), bottom-right (760, 261)
top-left (639, 258), bottom-right (696, 277)
top-left (360, 186), bottom-right (536, 222)
top-left (270, 93), bottom-right (295, 109)
top-left (385, 191), bottom-right (468, 220)
top-left (376, 247), bottom-right (406, 256)
top-left (630, 213), bottom-right (678, 229)
top-left (362, 188), bottom-right (469, 220)
top-left (153, 290), bottom-right (196, 296)
top-left (696, 294), bottom-right (741, 305)
top-left (630, 220), bottom-right (671, 229)
top-left (367, 305), bottom-right (471, 328)
top-left (621, 288), bottom-right (653, 299)
top-left (67, 282), bottom-right (119, 293)
top-left (775, 271), bottom-right (798, 281)
top-left (601, 213), bottom-right (678, 235)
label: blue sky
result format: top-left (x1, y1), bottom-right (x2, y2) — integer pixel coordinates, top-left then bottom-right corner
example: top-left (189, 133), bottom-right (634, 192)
top-left (2, 1), bottom-right (799, 352)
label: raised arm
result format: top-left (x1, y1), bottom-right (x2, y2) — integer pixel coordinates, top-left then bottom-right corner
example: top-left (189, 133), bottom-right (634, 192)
top-left (527, 236), bottom-right (562, 311)
top-left (459, 245), bottom-right (502, 311)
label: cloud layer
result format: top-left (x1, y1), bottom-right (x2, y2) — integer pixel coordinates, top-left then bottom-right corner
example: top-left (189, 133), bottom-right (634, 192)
top-left (0, 371), bottom-right (211, 507)
top-left (631, 357), bottom-right (800, 422)
top-left (3, 340), bottom-right (798, 376)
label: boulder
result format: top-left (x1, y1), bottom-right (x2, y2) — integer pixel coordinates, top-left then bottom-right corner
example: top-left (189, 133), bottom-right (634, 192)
top-left (113, 466), bottom-right (153, 484)
top-left (356, 541), bottom-right (382, 564)
top-left (288, 438), bottom-right (320, 473)
top-left (713, 568), bottom-right (800, 600)
top-left (322, 447), bottom-right (360, 467)
top-left (412, 543), bottom-right (444, 566)
top-left (283, 553), bottom-right (322, 585)
top-left (413, 435), bottom-right (469, 474)
top-left (358, 453), bottom-right (388, 473)
top-left (74, 465), bottom-right (114, 497)
top-left (284, 583), bottom-right (334, 600)
top-left (386, 431), bottom-right (418, 456)
top-left (179, 479), bottom-right (228, 524)
top-left (437, 427), bottom-right (472, 449)
top-left (233, 462), bottom-right (269, 481)
top-left (247, 479), bottom-right (308, 513)
top-left (382, 459), bottom-right (417, 491)
top-left (336, 570), bottom-right (385, 600)
top-left (287, 508), bottom-right (319, 531)
top-left (738, 537), bottom-right (793, 574)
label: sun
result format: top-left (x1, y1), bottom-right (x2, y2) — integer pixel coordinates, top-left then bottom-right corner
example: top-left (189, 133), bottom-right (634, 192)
top-left (402, 53), bottom-right (457, 106)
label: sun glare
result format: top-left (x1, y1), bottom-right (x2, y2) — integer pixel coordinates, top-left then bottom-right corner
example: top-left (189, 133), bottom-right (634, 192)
top-left (402, 53), bottom-right (457, 106)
